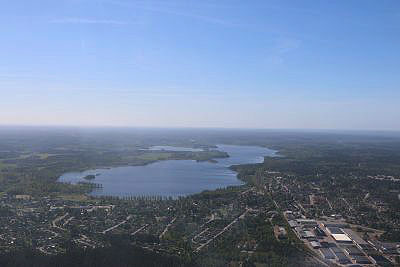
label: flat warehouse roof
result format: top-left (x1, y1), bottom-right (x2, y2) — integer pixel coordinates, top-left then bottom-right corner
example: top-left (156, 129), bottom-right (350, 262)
top-left (320, 248), bottom-right (335, 259)
top-left (344, 245), bottom-right (363, 255)
top-left (335, 252), bottom-right (350, 261)
top-left (331, 234), bottom-right (352, 242)
top-left (326, 227), bottom-right (344, 234)
top-left (323, 223), bottom-right (349, 228)
top-left (342, 229), bottom-right (368, 245)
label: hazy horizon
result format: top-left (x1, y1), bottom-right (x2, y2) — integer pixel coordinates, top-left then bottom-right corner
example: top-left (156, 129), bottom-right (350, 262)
top-left (1, 1), bottom-right (399, 130)
top-left (1, 124), bottom-right (400, 135)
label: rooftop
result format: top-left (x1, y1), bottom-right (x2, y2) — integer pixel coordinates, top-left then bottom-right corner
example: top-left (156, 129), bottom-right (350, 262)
top-left (331, 234), bottom-right (352, 242)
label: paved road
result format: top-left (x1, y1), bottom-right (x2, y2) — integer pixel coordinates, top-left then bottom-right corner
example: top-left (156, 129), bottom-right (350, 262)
top-left (195, 209), bottom-right (248, 252)
top-left (159, 217), bottom-right (177, 239)
top-left (102, 215), bottom-right (132, 234)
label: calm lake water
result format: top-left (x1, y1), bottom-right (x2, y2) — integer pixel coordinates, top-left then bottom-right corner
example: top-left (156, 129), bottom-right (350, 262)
top-left (58, 145), bottom-right (276, 198)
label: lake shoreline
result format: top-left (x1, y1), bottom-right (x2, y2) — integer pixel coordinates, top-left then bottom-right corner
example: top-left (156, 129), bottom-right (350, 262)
top-left (58, 145), bottom-right (277, 198)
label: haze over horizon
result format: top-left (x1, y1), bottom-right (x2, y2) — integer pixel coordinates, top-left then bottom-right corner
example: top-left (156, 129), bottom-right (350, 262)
top-left (1, 0), bottom-right (399, 130)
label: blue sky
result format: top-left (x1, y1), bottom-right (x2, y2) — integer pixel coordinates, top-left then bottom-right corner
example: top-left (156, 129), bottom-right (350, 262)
top-left (1, 0), bottom-right (399, 130)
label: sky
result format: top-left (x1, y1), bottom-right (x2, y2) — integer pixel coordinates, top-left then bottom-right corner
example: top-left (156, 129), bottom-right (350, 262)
top-left (0, 0), bottom-right (399, 130)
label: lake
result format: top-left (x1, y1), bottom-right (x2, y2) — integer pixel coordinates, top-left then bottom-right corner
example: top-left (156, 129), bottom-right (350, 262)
top-left (58, 144), bottom-right (276, 198)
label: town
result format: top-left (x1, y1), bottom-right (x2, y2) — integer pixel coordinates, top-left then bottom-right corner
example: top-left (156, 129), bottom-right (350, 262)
top-left (1, 167), bottom-right (399, 266)
top-left (1, 128), bottom-right (400, 266)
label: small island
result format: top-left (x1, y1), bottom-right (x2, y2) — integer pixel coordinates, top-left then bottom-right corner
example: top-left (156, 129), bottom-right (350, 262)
top-left (83, 174), bottom-right (96, 180)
